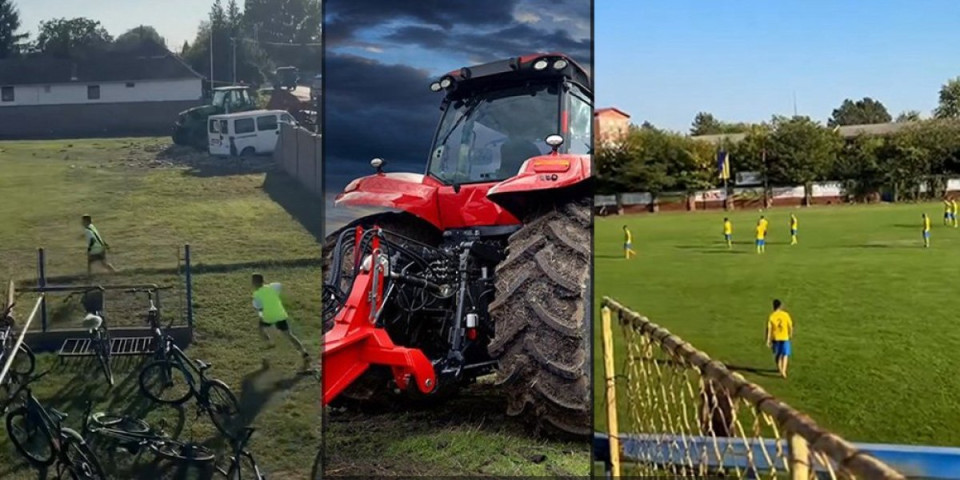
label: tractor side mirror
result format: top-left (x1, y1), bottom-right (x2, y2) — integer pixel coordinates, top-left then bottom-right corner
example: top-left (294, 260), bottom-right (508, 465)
top-left (371, 158), bottom-right (385, 174)
top-left (545, 134), bottom-right (564, 154)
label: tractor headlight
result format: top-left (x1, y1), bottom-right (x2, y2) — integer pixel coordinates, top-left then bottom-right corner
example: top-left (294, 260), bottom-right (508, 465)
top-left (429, 82), bottom-right (442, 92)
top-left (552, 59), bottom-right (568, 70)
top-left (440, 77), bottom-right (453, 89)
top-left (533, 59), bottom-right (549, 70)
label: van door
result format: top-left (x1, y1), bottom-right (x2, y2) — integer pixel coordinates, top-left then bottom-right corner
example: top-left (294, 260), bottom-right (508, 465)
top-left (208, 118), bottom-right (230, 156)
top-left (232, 117), bottom-right (257, 155)
top-left (256, 114), bottom-right (280, 154)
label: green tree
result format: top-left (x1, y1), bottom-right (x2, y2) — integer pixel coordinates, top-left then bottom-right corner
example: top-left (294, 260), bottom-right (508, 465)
top-left (833, 134), bottom-right (884, 201)
top-left (690, 112), bottom-right (722, 136)
top-left (0, 0), bottom-right (27, 58)
top-left (35, 17), bottom-right (113, 58)
top-left (184, 0), bottom-right (273, 87)
top-left (113, 25), bottom-right (166, 51)
top-left (767, 116), bottom-right (843, 204)
top-left (934, 77), bottom-right (960, 119)
top-left (243, 0), bottom-right (322, 73)
top-left (827, 97), bottom-right (892, 126)
top-left (896, 110), bottom-right (921, 123)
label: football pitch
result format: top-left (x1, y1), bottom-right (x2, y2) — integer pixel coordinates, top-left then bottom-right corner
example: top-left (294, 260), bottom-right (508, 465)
top-left (593, 202), bottom-right (960, 447)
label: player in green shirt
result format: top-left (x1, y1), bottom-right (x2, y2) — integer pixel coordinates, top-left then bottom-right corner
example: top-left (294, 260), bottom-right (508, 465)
top-left (252, 273), bottom-right (311, 371)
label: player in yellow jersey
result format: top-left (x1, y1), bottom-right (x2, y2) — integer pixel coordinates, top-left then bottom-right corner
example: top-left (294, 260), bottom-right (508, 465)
top-left (622, 225), bottom-right (636, 259)
top-left (950, 198), bottom-right (960, 228)
top-left (765, 299), bottom-right (793, 379)
top-left (923, 213), bottom-right (931, 248)
top-left (789, 214), bottom-right (798, 245)
top-left (758, 215), bottom-right (769, 237)
top-left (944, 198), bottom-right (953, 226)
top-left (755, 222), bottom-right (766, 254)
top-left (723, 218), bottom-right (733, 249)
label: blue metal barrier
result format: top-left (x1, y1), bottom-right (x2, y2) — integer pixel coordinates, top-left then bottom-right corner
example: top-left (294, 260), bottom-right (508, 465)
top-left (595, 433), bottom-right (960, 479)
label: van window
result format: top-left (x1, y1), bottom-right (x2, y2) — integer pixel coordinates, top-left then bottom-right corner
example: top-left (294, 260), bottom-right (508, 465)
top-left (209, 119), bottom-right (219, 133)
top-left (257, 115), bottom-right (278, 131)
top-left (219, 120), bottom-right (228, 133)
top-left (235, 118), bottom-right (255, 134)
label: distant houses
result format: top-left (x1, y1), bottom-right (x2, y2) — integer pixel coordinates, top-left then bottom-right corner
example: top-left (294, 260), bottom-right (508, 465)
top-left (594, 107), bottom-right (630, 146)
top-left (0, 42), bottom-right (205, 139)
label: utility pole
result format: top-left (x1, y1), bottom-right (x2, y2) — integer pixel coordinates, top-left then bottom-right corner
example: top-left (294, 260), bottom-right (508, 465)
top-left (209, 28), bottom-right (214, 89)
top-left (231, 37), bottom-right (237, 84)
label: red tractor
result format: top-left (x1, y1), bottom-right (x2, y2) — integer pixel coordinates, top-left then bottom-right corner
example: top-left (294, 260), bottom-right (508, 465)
top-left (322, 53), bottom-right (592, 436)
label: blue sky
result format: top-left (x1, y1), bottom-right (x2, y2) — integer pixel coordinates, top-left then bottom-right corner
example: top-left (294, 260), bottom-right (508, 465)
top-left (17, 0), bottom-right (207, 49)
top-left (597, 0), bottom-right (960, 132)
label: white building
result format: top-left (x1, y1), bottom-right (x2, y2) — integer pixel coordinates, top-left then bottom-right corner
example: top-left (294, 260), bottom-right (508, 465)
top-left (0, 42), bottom-right (205, 139)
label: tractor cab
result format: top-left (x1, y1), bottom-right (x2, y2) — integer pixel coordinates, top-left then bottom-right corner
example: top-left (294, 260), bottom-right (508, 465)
top-left (210, 86), bottom-right (255, 113)
top-left (335, 53), bottom-right (593, 231)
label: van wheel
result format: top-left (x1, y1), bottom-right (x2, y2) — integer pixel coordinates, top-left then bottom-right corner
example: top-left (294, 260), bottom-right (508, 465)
top-left (240, 147), bottom-right (256, 158)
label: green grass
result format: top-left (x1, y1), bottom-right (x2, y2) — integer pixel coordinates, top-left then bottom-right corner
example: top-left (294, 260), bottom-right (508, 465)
top-left (0, 138), bottom-right (321, 479)
top-left (594, 202), bottom-right (960, 447)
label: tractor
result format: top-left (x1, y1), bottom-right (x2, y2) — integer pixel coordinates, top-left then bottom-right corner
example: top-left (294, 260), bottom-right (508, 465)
top-left (322, 53), bottom-right (593, 437)
top-left (172, 85), bottom-right (257, 149)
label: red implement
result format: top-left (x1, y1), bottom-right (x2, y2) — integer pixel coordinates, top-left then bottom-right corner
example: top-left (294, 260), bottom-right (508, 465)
top-left (321, 226), bottom-right (436, 405)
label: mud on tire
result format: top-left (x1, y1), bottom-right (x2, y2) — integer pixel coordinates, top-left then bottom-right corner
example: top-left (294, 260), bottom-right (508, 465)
top-left (488, 197), bottom-right (591, 438)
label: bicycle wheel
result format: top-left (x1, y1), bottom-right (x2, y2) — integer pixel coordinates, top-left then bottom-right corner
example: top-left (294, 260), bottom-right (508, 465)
top-left (139, 360), bottom-right (194, 405)
top-left (90, 412), bottom-right (150, 433)
top-left (226, 450), bottom-right (263, 480)
top-left (201, 379), bottom-right (241, 438)
top-left (11, 343), bottom-right (35, 376)
top-left (6, 406), bottom-right (55, 465)
top-left (59, 427), bottom-right (107, 479)
top-left (95, 329), bottom-right (113, 386)
top-left (150, 439), bottom-right (216, 463)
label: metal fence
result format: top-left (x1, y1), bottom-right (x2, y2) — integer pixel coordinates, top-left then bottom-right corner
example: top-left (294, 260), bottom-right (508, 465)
top-left (599, 297), bottom-right (904, 479)
top-left (274, 123), bottom-right (322, 196)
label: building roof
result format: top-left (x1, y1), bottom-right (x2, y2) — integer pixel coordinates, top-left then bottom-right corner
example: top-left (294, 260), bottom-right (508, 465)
top-left (0, 45), bottom-right (203, 86)
top-left (595, 107), bottom-right (631, 118)
top-left (691, 121), bottom-right (918, 144)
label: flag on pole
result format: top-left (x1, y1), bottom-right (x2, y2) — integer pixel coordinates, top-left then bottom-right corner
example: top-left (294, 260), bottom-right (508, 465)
top-left (717, 150), bottom-right (731, 181)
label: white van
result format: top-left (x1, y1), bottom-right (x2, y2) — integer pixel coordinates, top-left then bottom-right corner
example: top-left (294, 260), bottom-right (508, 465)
top-left (208, 109), bottom-right (297, 157)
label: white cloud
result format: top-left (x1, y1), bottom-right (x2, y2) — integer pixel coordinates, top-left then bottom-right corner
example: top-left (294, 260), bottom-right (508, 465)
top-left (364, 46), bottom-right (385, 54)
top-left (514, 10), bottom-right (542, 24)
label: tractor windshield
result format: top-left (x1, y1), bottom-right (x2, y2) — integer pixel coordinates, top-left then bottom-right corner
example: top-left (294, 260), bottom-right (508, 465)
top-left (428, 82), bottom-right (560, 185)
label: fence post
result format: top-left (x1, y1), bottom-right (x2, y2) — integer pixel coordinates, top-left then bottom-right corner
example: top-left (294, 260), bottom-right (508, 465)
top-left (601, 305), bottom-right (621, 478)
top-left (788, 431), bottom-right (810, 480)
top-left (37, 247), bottom-right (47, 332)
top-left (184, 244), bottom-right (193, 330)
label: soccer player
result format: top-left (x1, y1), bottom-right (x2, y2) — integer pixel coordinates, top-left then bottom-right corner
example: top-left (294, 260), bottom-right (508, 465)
top-left (759, 215), bottom-right (769, 236)
top-left (252, 274), bottom-right (312, 372)
top-left (755, 221), bottom-right (766, 254)
top-left (944, 198), bottom-right (952, 226)
top-left (623, 225), bottom-right (636, 259)
top-left (923, 213), bottom-right (931, 248)
top-left (950, 198), bottom-right (960, 228)
top-left (789, 214), bottom-right (798, 245)
top-left (723, 218), bottom-right (733, 249)
top-left (765, 299), bottom-right (793, 379)
top-left (81, 214), bottom-right (118, 276)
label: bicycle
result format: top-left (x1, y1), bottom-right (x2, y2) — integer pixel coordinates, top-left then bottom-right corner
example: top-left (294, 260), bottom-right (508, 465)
top-left (80, 400), bottom-right (216, 464)
top-left (0, 300), bottom-right (36, 388)
top-left (215, 427), bottom-right (264, 479)
top-left (126, 287), bottom-right (173, 362)
top-left (138, 344), bottom-right (241, 439)
top-left (3, 370), bottom-right (106, 479)
top-left (63, 287), bottom-right (113, 386)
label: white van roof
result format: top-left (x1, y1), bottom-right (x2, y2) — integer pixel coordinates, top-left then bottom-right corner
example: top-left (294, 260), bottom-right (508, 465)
top-left (210, 109), bottom-right (289, 120)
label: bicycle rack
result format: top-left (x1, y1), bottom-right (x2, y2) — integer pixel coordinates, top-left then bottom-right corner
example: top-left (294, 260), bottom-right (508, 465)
top-left (58, 336), bottom-right (155, 363)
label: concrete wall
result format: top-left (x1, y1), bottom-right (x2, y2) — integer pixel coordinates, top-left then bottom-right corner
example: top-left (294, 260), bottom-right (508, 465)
top-left (273, 122), bottom-right (322, 195)
top-left (0, 99), bottom-right (200, 139)
top-left (1, 79), bottom-right (202, 107)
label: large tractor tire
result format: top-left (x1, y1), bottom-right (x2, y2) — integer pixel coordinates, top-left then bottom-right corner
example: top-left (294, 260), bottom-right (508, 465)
top-left (488, 197), bottom-right (592, 438)
top-left (322, 212), bottom-right (442, 407)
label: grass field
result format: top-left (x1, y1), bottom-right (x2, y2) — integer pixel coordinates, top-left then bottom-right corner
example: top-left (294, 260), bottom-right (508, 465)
top-left (594, 202), bottom-right (960, 448)
top-left (0, 138), bottom-right (322, 479)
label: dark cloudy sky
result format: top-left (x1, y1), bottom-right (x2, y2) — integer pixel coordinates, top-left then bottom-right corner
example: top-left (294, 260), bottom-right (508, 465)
top-left (323, 0), bottom-right (592, 231)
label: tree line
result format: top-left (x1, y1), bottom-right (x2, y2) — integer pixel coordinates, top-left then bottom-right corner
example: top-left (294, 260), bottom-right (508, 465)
top-left (598, 91), bottom-right (960, 206)
top-left (0, 0), bottom-right (320, 87)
